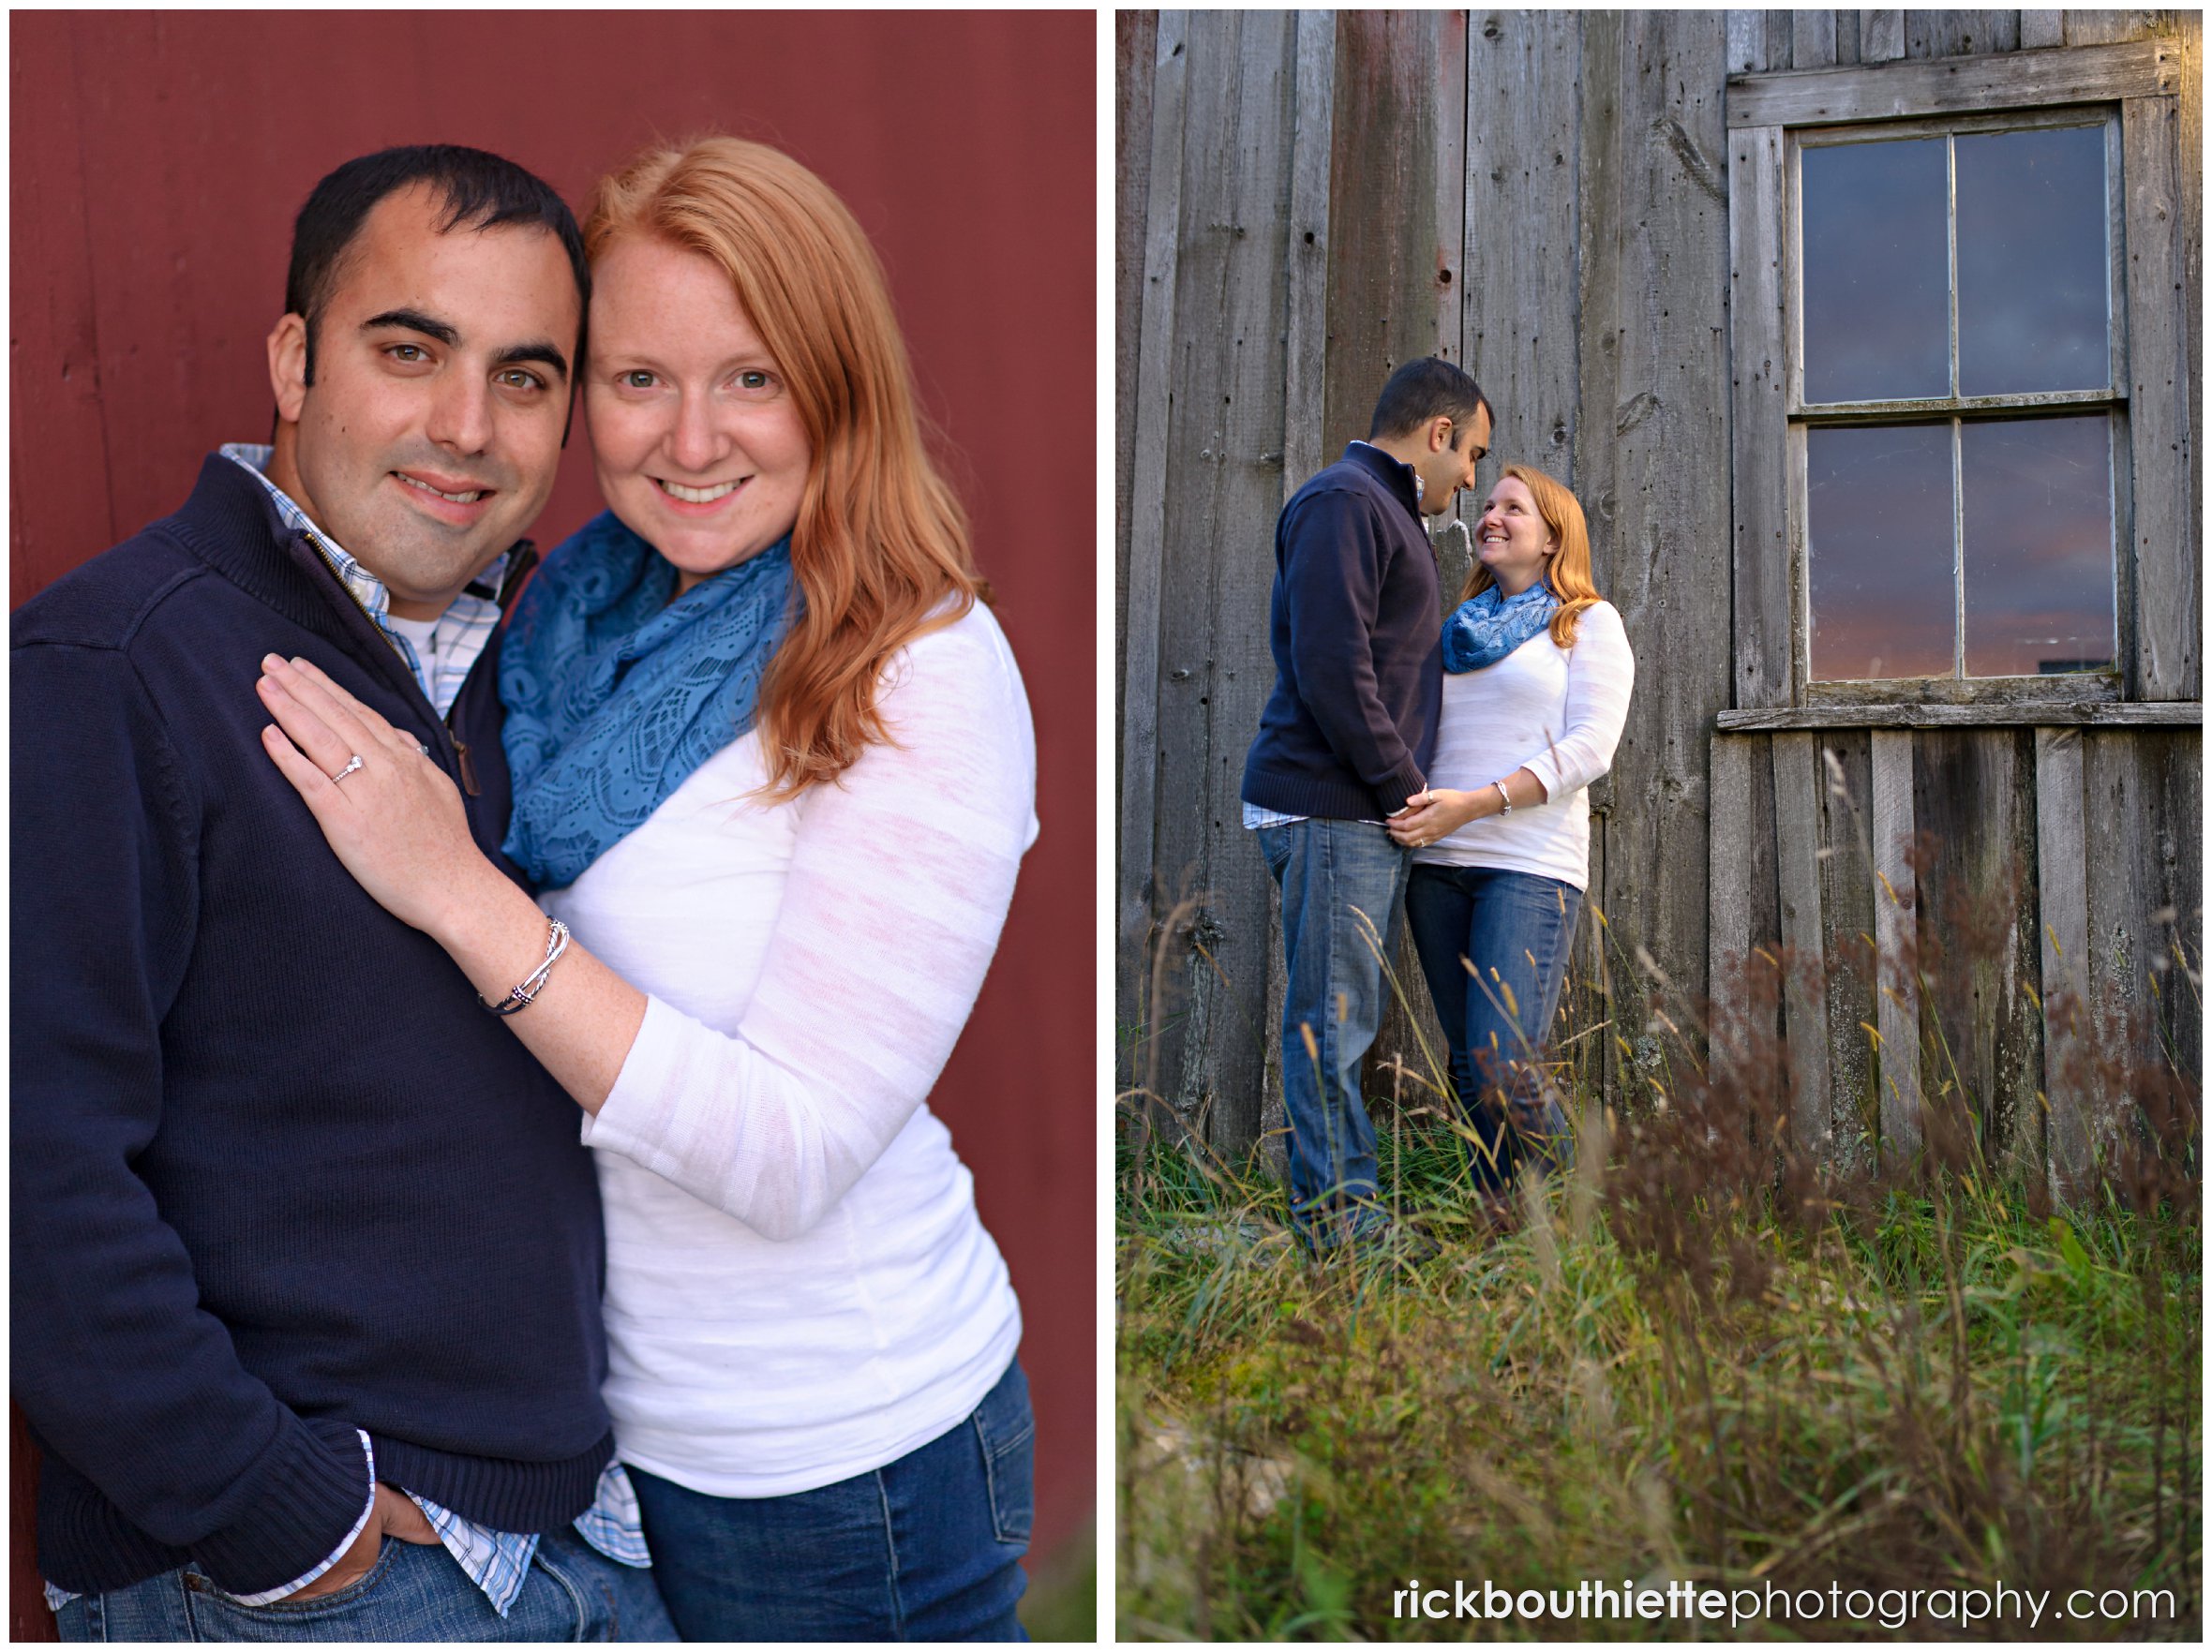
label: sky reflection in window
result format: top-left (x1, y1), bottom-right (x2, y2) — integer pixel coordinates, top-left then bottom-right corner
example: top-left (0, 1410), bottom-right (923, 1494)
top-left (1807, 424), bottom-right (1955, 679)
top-left (1802, 139), bottom-right (1949, 403)
top-left (1957, 127), bottom-right (2108, 395)
top-left (1961, 416), bottom-right (2115, 675)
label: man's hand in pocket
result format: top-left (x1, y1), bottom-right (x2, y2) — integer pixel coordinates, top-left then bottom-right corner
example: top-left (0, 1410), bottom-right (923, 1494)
top-left (287, 1483), bottom-right (441, 1601)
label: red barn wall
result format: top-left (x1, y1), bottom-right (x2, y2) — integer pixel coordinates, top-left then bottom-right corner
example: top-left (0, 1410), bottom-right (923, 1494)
top-left (8, 11), bottom-right (1096, 1635)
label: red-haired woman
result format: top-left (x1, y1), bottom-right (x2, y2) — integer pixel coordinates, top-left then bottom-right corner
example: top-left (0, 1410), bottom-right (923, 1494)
top-left (257, 138), bottom-right (1035, 1639)
top-left (1387, 463), bottom-right (1634, 1215)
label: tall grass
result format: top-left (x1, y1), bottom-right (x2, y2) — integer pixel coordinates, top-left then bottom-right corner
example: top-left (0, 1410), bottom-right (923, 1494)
top-left (1116, 861), bottom-right (2199, 1640)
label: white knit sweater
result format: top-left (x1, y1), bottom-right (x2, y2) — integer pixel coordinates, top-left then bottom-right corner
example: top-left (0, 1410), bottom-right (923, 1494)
top-left (542, 604), bottom-right (1035, 1497)
top-left (1412, 600), bottom-right (1635, 890)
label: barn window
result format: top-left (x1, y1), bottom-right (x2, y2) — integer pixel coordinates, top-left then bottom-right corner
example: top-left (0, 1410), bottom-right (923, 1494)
top-left (1726, 38), bottom-right (2194, 710)
top-left (1797, 114), bottom-right (2120, 685)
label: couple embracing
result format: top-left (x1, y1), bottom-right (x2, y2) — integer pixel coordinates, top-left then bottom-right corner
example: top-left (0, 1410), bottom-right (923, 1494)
top-left (1241, 359), bottom-right (1637, 1258)
top-left (15, 141), bottom-right (1033, 1640)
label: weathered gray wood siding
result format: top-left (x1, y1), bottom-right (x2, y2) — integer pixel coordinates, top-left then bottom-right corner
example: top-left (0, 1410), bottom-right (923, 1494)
top-left (1117, 9), bottom-right (2201, 1189)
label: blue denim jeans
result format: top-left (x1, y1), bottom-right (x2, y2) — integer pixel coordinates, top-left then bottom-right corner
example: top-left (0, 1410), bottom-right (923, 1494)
top-left (1257, 818), bottom-right (1413, 1236)
top-left (624, 1360), bottom-right (1033, 1642)
top-left (52, 1525), bottom-right (677, 1642)
top-left (1404, 863), bottom-right (1582, 1194)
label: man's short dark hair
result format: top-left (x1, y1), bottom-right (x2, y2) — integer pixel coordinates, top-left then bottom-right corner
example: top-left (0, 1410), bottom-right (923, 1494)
top-left (1368, 357), bottom-right (1492, 445)
top-left (285, 144), bottom-right (590, 386)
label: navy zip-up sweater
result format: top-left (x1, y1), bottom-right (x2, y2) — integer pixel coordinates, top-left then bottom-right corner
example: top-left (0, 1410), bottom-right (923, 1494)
top-left (1242, 442), bottom-right (1442, 820)
top-left (10, 456), bottom-right (612, 1598)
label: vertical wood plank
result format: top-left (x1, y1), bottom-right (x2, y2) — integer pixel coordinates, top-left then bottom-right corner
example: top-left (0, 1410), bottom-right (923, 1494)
top-left (1861, 10), bottom-right (1906, 61)
top-left (1793, 9), bottom-right (1840, 67)
top-left (1708, 733), bottom-right (1755, 1035)
top-left (2019, 12), bottom-right (2067, 49)
top-left (1258, 7), bottom-right (1339, 1170)
top-left (2121, 92), bottom-right (2197, 699)
top-left (1115, 10), bottom-right (1189, 1071)
top-left (1870, 729), bottom-right (1923, 1156)
top-left (10, 1406), bottom-right (51, 1644)
top-left (1563, 0), bottom-right (1619, 1109)
top-left (1726, 9), bottom-right (1767, 73)
top-left (2180, 14), bottom-right (2204, 674)
top-left (1114, 9), bottom-right (1160, 742)
top-left (7, 14), bottom-right (118, 605)
top-left (1728, 123), bottom-right (1791, 708)
top-left (2145, 729), bottom-right (2203, 1087)
top-left (1320, 10), bottom-right (1463, 1111)
top-left (1577, 11), bottom-right (1735, 1107)
top-left (1767, 9), bottom-right (1799, 67)
top-left (1159, 11), bottom-right (1304, 1155)
top-left (2082, 729), bottom-right (2204, 1117)
top-left (1773, 732), bottom-right (1835, 1153)
top-left (1433, 10), bottom-right (1468, 365)
top-left (2035, 726), bottom-right (2090, 1197)
top-left (2064, 11), bottom-right (2156, 46)
top-left (1281, 12), bottom-right (1338, 506)
top-left (1835, 9), bottom-right (1863, 64)
top-left (1912, 729), bottom-right (2044, 1178)
top-left (1817, 732), bottom-right (1879, 1161)
top-left (1907, 11), bottom-right (2022, 56)
top-left (1321, 11), bottom-right (1454, 462)
top-left (1462, 9), bottom-right (1584, 484)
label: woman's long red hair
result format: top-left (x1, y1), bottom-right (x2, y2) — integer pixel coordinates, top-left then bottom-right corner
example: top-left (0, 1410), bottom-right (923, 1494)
top-left (585, 136), bottom-right (983, 798)
top-left (1457, 461), bottom-right (1601, 647)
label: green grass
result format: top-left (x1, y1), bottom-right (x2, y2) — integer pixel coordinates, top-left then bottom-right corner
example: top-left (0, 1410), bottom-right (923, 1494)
top-left (1116, 1120), bottom-right (2200, 1641)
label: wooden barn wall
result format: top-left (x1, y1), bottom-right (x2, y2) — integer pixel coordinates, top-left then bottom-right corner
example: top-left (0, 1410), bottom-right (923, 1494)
top-left (1116, 10), bottom-right (2201, 1176)
top-left (1711, 724), bottom-right (2199, 1189)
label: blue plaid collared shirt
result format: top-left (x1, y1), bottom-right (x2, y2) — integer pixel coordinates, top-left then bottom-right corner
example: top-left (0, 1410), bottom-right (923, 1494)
top-left (47, 450), bottom-right (649, 1618)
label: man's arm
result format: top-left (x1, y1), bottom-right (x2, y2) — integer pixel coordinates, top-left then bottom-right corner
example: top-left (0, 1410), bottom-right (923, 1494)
top-left (1278, 491), bottom-right (1428, 813)
top-left (9, 639), bottom-right (373, 1595)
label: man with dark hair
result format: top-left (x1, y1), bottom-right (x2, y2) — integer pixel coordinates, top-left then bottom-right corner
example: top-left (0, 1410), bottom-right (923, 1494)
top-left (283, 144), bottom-right (591, 389)
top-left (1241, 355), bottom-right (1492, 1258)
top-left (12, 146), bottom-right (676, 1640)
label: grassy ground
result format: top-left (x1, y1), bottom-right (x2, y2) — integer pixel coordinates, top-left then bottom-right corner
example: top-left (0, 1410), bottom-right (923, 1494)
top-left (1117, 1109), bottom-right (2199, 1640)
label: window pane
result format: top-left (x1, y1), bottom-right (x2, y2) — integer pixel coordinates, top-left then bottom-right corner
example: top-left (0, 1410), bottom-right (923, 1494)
top-left (1808, 424), bottom-right (1956, 680)
top-left (1802, 139), bottom-right (1950, 403)
top-left (1960, 416), bottom-right (2115, 676)
top-left (1957, 127), bottom-right (2109, 395)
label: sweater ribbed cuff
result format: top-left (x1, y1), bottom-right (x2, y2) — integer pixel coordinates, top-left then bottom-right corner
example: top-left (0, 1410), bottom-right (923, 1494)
top-left (186, 1415), bottom-right (374, 1597)
top-left (1371, 761), bottom-right (1427, 817)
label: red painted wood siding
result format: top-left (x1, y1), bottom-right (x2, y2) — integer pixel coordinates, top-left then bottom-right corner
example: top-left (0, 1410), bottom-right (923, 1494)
top-left (8, 11), bottom-right (1097, 1634)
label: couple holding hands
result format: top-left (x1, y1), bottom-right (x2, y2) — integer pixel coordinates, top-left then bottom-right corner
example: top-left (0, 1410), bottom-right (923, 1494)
top-left (1242, 358), bottom-right (1637, 1258)
top-left (15, 139), bottom-right (1034, 1641)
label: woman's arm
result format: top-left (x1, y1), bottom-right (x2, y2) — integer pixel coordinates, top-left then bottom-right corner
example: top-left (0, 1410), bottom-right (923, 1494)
top-left (1385, 766), bottom-right (1543, 845)
top-left (1387, 604), bottom-right (1636, 847)
top-left (256, 654), bottom-right (649, 1112)
top-left (1519, 603), bottom-right (1635, 801)
top-left (257, 616), bottom-right (1037, 1240)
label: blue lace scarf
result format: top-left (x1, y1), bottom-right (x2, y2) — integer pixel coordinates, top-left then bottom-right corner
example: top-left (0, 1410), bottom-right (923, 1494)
top-left (1441, 579), bottom-right (1560, 673)
top-left (501, 510), bottom-right (798, 889)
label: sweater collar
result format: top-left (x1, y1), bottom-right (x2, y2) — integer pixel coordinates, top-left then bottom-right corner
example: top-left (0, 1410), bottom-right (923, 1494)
top-left (1339, 440), bottom-right (1425, 520)
top-left (161, 454), bottom-right (448, 718)
top-left (166, 453), bottom-right (362, 636)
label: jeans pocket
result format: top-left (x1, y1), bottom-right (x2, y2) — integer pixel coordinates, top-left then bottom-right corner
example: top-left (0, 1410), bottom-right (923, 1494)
top-left (195, 1532), bottom-right (409, 1622)
top-left (970, 1363), bottom-right (1035, 1547)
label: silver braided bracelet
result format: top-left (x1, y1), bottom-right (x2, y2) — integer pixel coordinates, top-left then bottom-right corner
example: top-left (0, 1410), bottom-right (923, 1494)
top-left (480, 916), bottom-right (570, 1016)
